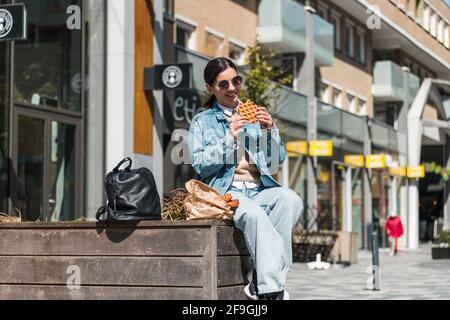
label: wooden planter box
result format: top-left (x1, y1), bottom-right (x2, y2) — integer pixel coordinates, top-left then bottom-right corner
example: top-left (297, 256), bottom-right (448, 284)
top-left (431, 247), bottom-right (450, 259)
top-left (0, 220), bottom-right (250, 300)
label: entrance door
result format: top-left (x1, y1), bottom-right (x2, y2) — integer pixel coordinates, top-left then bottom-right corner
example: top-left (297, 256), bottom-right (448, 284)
top-left (12, 106), bottom-right (82, 221)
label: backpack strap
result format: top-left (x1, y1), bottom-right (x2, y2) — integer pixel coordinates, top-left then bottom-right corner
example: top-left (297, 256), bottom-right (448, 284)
top-left (96, 206), bottom-right (107, 222)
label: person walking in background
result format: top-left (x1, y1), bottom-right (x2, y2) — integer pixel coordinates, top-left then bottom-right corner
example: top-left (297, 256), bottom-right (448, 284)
top-left (188, 57), bottom-right (303, 300)
top-left (385, 212), bottom-right (404, 256)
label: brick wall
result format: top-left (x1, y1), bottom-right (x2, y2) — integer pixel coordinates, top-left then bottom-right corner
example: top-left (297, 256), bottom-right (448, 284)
top-left (174, 0), bottom-right (258, 58)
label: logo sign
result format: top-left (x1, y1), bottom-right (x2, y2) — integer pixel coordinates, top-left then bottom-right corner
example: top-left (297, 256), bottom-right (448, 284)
top-left (309, 140), bottom-right (333, 157)
top-left (162, 65), bottom-right (183, 88)
top-left (344, 155), bottom-right (364, 168)
top-left (366, 154), bottom-right (385, 169)
top-left (286, 140), bottom-right (307, 156)
top-left (389, 167), bottom-right (406, 177)
top-left (407, 165), bottom-right (425, 178)
top-left (144, 63), bottom-right (192, 91)
top-left (0, 4), bottom-right (27, 42)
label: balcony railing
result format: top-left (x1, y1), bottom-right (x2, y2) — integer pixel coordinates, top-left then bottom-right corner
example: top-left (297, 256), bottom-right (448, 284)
top-left (313, 14), bottom-right (334, 67)
top-left (370, 119), bottom-right (405, 153)
top-left (372, 60), bottom-right (420, 103)
top-left (317, 101), bottom-right (365, 143)
top-left (273, 86), bottom-right (308, 125)
top-left (257, 0), bottom-right (333, 66)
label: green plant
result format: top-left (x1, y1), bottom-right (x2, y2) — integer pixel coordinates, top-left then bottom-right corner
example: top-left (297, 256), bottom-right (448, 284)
top-left (438, 230), bottom-right (450, 246)
top-left (239, 43), bottom-right (292, 114)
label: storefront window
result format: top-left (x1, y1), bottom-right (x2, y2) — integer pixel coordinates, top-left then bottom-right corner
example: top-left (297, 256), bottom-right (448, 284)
top-left (0, 41), bottom-right (10, 213)
top-left (14, 0), bottom-right (82, 112)
top-left (351, 168), bottom-right (363, 248)
top-left (317, 158), bottom-right (332, 230)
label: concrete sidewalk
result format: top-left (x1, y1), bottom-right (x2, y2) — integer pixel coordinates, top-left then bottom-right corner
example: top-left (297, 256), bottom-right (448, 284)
top-left (286, 244), bottom-right (450, 300)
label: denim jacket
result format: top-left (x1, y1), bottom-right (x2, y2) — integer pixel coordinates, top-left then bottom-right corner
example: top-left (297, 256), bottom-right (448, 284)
top-left (188, 101), bottom-right (287, 195)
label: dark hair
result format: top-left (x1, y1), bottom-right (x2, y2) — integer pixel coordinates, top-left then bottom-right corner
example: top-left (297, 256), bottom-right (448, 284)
top-left (203, 57), bottom-right (239, 108)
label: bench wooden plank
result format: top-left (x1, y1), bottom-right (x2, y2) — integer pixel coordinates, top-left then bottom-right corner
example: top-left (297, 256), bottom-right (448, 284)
top-left (217, 256), bottom-right (250, 287)
top-left (0, 220), bottom-right (251, 299)
top-left (0, 256), bottom-right (205, 287)
top-left (0, 285), bottom-right (206, 300)
top-left (216, 226), bottom-right (249, 256)
top-left (0, 228), bottom-right (208, 256)
top-left (217, 285), bottom-right (248, 300)
top-left (0, 220), bottom-right (233, 229)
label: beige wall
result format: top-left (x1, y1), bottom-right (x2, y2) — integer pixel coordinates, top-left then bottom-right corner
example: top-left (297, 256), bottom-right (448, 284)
top-left (315, 0), bottom-right (374, 117)
top-left (174, 0), bottom-right (258, 57)
top-left (319, 57), bottom-right (374, 117)
top-left (368, 0), bottom-right (450, 67)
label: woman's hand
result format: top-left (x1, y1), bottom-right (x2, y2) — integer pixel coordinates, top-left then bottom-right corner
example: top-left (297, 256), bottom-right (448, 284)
top-left (256, 106), bottom-right (274, 129)
top-left (229, 114), bottom-right (249, 138)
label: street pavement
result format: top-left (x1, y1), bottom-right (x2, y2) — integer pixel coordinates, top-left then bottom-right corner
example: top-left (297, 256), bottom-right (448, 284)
top-left (286, 244), bottom-right (450, 300)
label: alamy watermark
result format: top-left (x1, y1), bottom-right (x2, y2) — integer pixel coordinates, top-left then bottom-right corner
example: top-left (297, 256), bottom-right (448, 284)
top-left (366, 5), bottom-right (381, 30)
top-left (366, 265), bottom-right (381, 290)
top-left (66, 265), bottom-right (81, 290)
top-left (173, 125), bottom-right (283, 175)
top-left (66, 5), bottom-right (81, 30)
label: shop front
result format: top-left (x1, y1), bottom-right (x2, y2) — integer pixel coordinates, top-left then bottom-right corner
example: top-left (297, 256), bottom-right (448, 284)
top-left (0, 0), bottom-right (105, 220)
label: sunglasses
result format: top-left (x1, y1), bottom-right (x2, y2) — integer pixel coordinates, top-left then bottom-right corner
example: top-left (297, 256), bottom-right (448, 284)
top-left (215, 75), bottom-right (243, 90)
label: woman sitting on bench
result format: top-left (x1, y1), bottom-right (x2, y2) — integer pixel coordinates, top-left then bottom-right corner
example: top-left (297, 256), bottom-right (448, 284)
top-left (188, 57), bottom-right (303, 300)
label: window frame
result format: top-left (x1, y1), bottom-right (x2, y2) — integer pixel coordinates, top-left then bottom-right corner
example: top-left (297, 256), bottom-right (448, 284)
top-left (344, 20), bottom-right (355, 59)
top-left (355, 27), bottom-right (366, 65)
top-left (422, 4), bottom-right (430, 31)
top-left (175, 15), bottom-right (197, 50)
top-left (330, 11), bottom-right (342, 51)
top-left (444, 24), bottom-right (450, 49)
top-left (228, 38), bottom-right (246, 65)
top-left (317, 1), bottom-right (329, 20)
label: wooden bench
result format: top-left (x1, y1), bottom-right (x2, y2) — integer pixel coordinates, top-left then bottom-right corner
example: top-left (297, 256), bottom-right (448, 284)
top-left (0, 220), bottom-right (251, 299)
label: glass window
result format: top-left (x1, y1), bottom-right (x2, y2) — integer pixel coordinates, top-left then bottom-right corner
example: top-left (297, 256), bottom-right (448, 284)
top-left (0, 40), bottom-right (10, 213)
top-left (229, 42), bottom-right (245, 65)
top-left (437, 17), bottom-right (444, 43)
top-left (317, 4), bottom-right (328, 20)
top-left (345, 23), bottom-right (354, 58)
top-left (49, 121), bottom-right (76, 221)
top-left (176, 22), bottom-right (196, 50)
top-left (164, 0), bottom-right (174, 19)
top-left (430, 11), bottom-right (437, 37)
top-left (356, 30), bottom-right (365, 64)
top-left (14, 0), bottom-right (83, 112)
top-left (445, 24), bottom-right (450, 49)
top-left (422, 5), bottom-right (430, 31)
top-left (319, 82), bottom-right (329, 103)
top-left (331, 14), bottom-right (341, 51)
top-left (17, 115), bottom-right (45, 221)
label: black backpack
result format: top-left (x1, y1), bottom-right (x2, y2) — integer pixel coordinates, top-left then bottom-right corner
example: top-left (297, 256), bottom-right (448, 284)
top-left (96, 158), bottom-right (161, 222)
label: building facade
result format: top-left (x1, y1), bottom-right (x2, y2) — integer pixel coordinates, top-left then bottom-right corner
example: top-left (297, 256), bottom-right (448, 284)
top-left (1, 0), bottom-right (449, 252)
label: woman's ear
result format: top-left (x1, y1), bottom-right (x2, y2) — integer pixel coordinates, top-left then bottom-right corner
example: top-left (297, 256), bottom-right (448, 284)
top-left (206, 83), bottom-right (214, 94)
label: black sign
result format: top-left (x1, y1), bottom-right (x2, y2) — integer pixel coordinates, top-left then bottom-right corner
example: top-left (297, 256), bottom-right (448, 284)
top-left (144, 63), bottom-right (192, 90)
top-left (0, 4), bottom-right (27, 42)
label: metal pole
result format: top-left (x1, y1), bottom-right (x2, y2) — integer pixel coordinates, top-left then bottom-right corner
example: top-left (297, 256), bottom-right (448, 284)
top-left (364, 117), bottom-right (379, 290)
top-left (303, 4), bottom-right (318, 230)
top-left (399, 66), bottom-right (410, 248)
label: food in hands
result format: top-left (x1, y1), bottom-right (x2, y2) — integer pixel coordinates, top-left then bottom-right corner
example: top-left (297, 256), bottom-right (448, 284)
top-left (237, 99), bottom-right (258, 124)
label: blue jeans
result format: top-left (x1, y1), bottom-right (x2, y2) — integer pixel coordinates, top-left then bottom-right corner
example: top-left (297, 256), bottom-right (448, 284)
top-left (228, 183), bottom-right (303, 294)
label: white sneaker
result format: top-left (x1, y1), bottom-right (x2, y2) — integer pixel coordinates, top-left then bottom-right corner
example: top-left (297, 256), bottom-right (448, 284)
top-left (284, 290), bottom-right (290, 300)
top-left (244, 283), bottom-right (259, 300)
